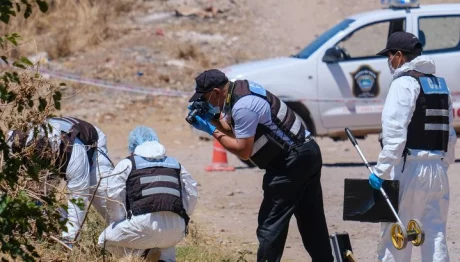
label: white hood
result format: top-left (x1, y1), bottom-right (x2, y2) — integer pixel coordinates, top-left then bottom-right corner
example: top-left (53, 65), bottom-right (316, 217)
top-left (393, 55), bottom-right (436, 79)
top-left (134, 141), bottom-right (166, 160)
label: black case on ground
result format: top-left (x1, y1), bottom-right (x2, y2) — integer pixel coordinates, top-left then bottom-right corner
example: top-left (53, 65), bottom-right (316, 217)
top-left (343, 178), bottom-right (400, 223)
top-left (330, 232), bottom-right (353, 262)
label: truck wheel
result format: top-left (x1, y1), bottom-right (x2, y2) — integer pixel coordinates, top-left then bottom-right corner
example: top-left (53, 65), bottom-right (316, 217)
top-left (285, 102), bottom-right (316, 136)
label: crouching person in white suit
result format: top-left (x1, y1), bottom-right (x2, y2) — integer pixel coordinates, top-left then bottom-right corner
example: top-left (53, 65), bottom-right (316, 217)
top-left (98, 126), bottom-right (198, 261)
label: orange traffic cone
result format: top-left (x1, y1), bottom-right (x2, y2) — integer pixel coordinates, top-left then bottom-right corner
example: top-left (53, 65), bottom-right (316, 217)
top-left (205, 139), bottom-right (235, 172)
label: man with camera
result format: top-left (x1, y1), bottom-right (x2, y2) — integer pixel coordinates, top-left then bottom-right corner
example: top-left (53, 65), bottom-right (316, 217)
top-left (187, 69), bottom-right (333, 262)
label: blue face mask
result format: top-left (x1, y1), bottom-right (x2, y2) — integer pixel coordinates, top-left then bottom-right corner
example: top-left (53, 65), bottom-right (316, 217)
top-left (208, 102), bottom-right (220, 117)
top-left (207, 91), bottom-right (221, 118)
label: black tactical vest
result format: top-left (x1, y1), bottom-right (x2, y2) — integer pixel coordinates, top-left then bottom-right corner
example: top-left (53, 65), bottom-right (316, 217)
top-left (125, 155), bottom-right (190, 225)
top-left (9, 117), bottom-right (99, 177)
top-left (48, 117), bottom-right (99, 174)
top-left (227, 80), bottom-right (306, 169)
top-left (402, 71), bottom-right (449, 152)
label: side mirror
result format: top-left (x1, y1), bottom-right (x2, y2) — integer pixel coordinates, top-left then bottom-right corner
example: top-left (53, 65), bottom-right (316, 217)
top-left (322, 46), bottom-right (342, 63)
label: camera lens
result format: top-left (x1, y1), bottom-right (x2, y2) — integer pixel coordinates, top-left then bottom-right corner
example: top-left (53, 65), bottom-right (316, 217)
top-left (186, 109), bottom-right (198, 124)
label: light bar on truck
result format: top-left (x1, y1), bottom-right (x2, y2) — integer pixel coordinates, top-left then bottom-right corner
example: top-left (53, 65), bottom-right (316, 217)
top-left (381, 0), bottom-right (420, 8)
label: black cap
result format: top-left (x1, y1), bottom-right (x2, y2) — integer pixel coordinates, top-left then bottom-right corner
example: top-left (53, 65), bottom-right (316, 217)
top-left (376, 31), bottom-right (423, 56)
top-left (189, 69), bottom-right (229, 102)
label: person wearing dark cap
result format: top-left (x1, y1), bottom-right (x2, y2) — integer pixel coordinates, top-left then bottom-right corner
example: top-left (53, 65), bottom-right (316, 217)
top-left (187, 69), bottom-right (333, 262)
top-left (370, 31), bottom-right (456, 261)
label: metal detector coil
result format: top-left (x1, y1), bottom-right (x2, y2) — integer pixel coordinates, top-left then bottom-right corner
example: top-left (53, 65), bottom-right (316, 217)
top-left (344, 128), bottom-right (425, 250)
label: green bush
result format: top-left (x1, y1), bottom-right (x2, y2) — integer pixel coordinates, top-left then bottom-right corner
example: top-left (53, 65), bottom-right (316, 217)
top-left (0, 1), bottom-right (68, 261)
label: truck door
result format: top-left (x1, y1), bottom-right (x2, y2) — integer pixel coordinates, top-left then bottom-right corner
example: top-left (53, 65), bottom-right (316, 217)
top-left (317, 18), bottom-right (407, 131)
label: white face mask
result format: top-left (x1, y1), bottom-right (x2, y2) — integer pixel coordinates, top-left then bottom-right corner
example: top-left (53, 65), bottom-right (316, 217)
top-left (388, 55), bottom-right (396, 74)
top-left (388, 53), bottom-right (401, 75)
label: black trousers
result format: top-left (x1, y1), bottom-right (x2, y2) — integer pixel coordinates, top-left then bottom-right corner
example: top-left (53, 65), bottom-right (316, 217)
top-left (256, 139), bottom-right (333, 262)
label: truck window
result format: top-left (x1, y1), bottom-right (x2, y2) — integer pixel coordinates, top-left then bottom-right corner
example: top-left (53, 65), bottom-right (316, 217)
top-left (293, 19), bottom-right (355, 59)
top-left (336, 19), bottom-right (406, 59)
top-left (418, 15), bottom-right (460, 53)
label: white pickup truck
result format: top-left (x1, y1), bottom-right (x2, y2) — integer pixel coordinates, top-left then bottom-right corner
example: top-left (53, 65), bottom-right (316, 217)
top-left (222, 1), bottom-right (460, 141)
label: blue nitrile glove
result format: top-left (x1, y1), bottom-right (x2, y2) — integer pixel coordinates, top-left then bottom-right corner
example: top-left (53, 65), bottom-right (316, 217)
top-left (191, 115), bottom-right (216, 135)
top-left (369, 173), bottom-right (384, 190)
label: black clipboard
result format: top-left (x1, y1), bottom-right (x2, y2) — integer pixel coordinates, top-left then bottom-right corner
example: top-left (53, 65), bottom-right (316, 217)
top-left (343, 178), bottom-right (400, 223)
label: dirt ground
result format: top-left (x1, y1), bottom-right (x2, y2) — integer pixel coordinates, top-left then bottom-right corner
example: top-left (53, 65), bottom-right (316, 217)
top-left (59, 100), bottom-right (460, 261)
top-left (48, 0), bottom-right (460, 261)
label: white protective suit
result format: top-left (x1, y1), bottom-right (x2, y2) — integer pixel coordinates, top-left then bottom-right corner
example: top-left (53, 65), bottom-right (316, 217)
top-left (58, 123), bottom-right (115, 241)
top-left (374, 56), bottom-right (456, 262)
top-left (8, 118), bottom-right (115, 241)
top-left (98, 141), bottom-right (198, 262)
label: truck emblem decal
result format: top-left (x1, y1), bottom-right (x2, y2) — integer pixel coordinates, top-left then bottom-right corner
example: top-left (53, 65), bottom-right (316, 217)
top-left (351, 65), bottom-right (380, 98)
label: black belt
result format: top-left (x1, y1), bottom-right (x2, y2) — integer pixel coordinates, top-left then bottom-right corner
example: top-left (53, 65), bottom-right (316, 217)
top-left (296, 135), bottom-right (313, 146)
top-left (289, 135), bottom-right (313, 151)
top-left (268, 135), bottom-right (314, 168)
top-left (305, 135), bottom-right (313, 143)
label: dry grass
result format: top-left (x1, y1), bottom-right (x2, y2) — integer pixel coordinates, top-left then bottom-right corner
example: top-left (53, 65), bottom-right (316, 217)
top-left (0, 0), bottom-right (135, 59)
top-left (176, 222), bottom-right (256, 262)
top-left (34, 208), bottom-right (255, 262)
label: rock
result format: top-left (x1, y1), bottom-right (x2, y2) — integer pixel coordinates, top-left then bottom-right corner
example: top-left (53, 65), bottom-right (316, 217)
top-left (103, 113), bottom-right (115, 121)
top-left (134, 12), bottom-right (175, 24)
top-left (155, 28), bottom-right (165, 36)
top-left (174, 5), bottom-right (224, 18)
top-left (175, 6), bottom-right (206, 17)
top-left (175, 31), bottom-right (226, 44)
top-left (231, 36), bottom-right (239, 42)
top-left (115, 104), bottom-right (126, 110)
top-left (165, 59), bottom-right (187, 68)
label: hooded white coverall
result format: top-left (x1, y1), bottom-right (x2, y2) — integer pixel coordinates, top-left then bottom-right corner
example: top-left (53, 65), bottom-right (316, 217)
top-left (98, 141), bottom-right (198, 262)
top-left (374, 56), bottom-right (456, 262)
top-left (58, 123), bottom-right (115, 241)
top-left (8, 119), bottom-right (115, 241)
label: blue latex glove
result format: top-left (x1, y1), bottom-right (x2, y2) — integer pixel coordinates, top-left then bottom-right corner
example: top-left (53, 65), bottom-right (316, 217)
top-left (191, 115), bottom-right (216, 135)
top-left (369, 173), bottom-right (384, 190)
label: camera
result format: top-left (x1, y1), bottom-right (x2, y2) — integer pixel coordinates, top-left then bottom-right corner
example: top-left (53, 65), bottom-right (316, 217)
top-left (186, 99), bottom-right (210, 124)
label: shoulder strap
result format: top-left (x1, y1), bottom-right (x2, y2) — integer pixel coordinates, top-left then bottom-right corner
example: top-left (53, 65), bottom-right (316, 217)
top-left (127, 155), bottom-right (137, 171)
